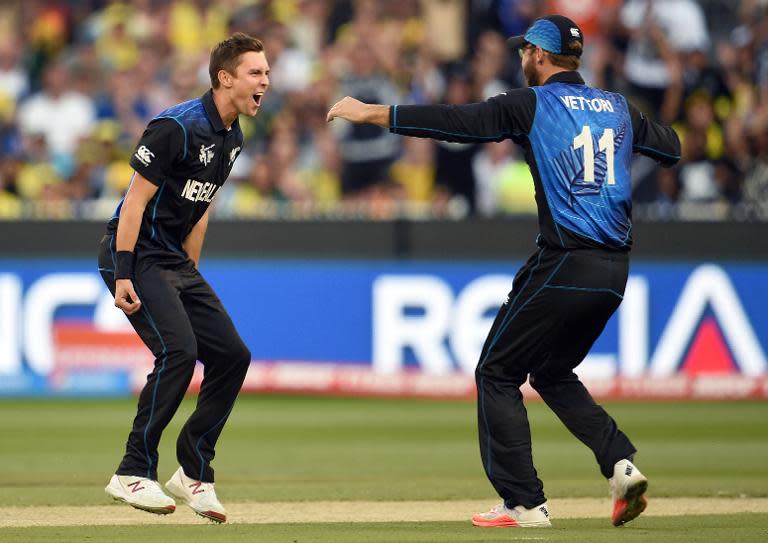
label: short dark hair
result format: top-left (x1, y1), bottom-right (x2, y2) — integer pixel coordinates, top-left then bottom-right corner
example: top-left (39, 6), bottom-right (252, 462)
top-left (209, 32), bottom-right (264, 89)
top-left (547, 40), bottom-right (582, 71)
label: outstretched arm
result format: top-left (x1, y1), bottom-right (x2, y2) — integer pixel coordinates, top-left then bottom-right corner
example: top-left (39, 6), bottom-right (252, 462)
top-left (327, 90), bottom-right (535, 144)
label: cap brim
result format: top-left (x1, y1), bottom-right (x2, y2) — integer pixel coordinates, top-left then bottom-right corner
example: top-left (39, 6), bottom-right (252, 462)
top-left (507, 35), bottom-right (526, 49)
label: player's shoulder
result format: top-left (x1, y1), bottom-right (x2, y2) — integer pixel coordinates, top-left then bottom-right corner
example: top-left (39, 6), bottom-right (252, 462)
top-left (155, 97), bottom-right (205, 124)
top-left (489, 87), bottom-right (536, 108)
top-left (494, 87), bottom-right (535, 99)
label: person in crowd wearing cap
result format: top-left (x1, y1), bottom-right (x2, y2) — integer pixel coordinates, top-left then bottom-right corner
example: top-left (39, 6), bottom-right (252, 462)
top-left (327, 14), bottom-right (680, 528)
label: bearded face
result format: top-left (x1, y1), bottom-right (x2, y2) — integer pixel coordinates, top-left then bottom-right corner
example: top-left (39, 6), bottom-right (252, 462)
top-left (522, 47), bottom-right (541, 87)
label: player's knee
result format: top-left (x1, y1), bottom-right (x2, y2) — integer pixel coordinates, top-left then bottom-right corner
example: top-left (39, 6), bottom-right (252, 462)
top-left (231, 342), bottom-right (251, 367)
top-left (529, 372), bottom-right (558, 392)
top-left (174, 344), bottom-right (198, 365)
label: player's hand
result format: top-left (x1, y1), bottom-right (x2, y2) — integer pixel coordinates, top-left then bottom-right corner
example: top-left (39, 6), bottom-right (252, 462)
top-left (115, 279), bottom-right (141, 315)
top-left (326, 96), bottom-right (368, 123)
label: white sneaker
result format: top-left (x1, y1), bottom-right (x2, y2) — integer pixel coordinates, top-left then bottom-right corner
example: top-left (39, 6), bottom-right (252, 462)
top-left (471, 501), bottom-right (552, 527)
top-left (105, 474), bottom-right (176, 514)
top-left (609, 459), bottom-right (648, 526)
top-left (165, 467), bottom-right (227, 523)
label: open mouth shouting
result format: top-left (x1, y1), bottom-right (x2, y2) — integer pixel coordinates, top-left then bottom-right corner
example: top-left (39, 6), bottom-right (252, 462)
top-left (253, 93), bottom-right (264, 108)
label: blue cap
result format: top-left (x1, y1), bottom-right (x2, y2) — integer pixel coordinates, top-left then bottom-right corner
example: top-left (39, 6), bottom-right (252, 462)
top-left (507, 15), bottom-right (583, 57)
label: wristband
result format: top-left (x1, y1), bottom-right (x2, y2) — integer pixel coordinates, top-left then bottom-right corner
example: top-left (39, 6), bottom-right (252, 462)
top-left (115, 251), bottom-right (135, 280)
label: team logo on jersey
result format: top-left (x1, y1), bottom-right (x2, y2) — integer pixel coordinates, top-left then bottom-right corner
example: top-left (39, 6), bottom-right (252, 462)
top-left (134, 145), bottom-right (155, 166)
top-left (570, 27), bottom-right (580, 37)
top-left (199, 144), bottom-right (215, 166)
top-left (229, 146), bottom-right (241, 165)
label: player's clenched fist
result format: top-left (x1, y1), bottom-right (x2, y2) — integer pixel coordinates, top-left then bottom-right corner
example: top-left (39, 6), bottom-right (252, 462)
top-left (114, 279), bottom-right (141, 315)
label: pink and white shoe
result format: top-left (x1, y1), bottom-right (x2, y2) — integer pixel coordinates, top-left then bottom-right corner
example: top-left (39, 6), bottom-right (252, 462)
top-left (609, 459), bottom-right (648, 526)
top-left (105, 474), bottom-right (176, 514)
top-left (472, 501), bottom-right (551, 528)
top-left (165, 467), bottom-right (227, 523)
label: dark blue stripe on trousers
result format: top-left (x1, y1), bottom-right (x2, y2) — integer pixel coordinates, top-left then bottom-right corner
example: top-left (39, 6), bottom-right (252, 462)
top-left (195, 402), bottom-right (236, 481)
top-left (477, 252), bottom-right (570, 476)
top-left (131, 281), bottom-right (169, 479)
top-left (543, 284), bottom-right (623, 299)
top-left (110, 235), bottom-right (168, 479)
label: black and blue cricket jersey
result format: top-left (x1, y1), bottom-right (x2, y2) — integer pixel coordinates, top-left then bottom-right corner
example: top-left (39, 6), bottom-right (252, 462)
top-left (390, 71), bottom-right (681, 251)
top-left (108, 89), bottom-right (244, 256)
top-left (98, 90), bottom-right (251, 483)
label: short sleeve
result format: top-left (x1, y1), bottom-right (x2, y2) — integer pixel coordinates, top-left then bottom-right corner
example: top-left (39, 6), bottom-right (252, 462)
top-left (129, 118), bottom-right (184, 186)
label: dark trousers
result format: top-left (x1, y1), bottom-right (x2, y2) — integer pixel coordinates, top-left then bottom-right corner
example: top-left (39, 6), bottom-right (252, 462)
top-left (98, 235), bottom-right (251, 482)
top-left (475, 247), bottom-right (636, 509)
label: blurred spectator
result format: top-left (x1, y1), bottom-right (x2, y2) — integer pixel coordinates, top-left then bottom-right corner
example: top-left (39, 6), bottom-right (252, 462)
top-left (420, 0), bottom-right (466, 63)
top-left (390, 136), bottom-right (435, 203)
top-left (473, 140), bottom-right (536, 216)
top-left (471, 30), bottom-right (509, 99)
top-left (433, 72), bottom-right (481, 212)
top-left (224, 160), bottom-right (291, 218)
top-left (0, 155), bottom-right (22, 219)
top-left (0, 34), bottom-right (29, 102)
top-left (742, 114), bottom-right (768, 217)
top-left (0, 0), bottom-right (764, 222)
top-left (333, 36), bottom-right (401, 196)
top-left (17, 60), bottom-right (96, 160)
top-left (621, 0), bottom-right (709, 122)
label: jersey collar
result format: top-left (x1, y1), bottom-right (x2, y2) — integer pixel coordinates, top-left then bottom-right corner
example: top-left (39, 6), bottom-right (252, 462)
top-left (543, 71), bottom-right (585, 85)
top-left (202, 89), bottom-right (240, 133)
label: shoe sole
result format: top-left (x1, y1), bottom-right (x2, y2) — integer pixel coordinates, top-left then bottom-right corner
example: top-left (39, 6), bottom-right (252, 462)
top-left (194, 510), bottom-right (226, 523)
top-left (472, 517), bottom-right (551, 528)
top-left (612, 479), bottom-right (648, 526)
top-left (105, 487), bottom-right (176, 515)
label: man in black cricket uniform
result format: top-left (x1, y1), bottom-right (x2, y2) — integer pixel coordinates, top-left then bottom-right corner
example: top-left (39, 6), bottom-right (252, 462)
top-left (100, 33), bottom-right (269, 523)
top-left (328, 16), bottom-right (680, 528)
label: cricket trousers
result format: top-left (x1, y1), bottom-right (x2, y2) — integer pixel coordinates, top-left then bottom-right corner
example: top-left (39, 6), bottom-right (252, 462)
top-left (98, 235), bottom-right (251, 483)
top-left (475, 246), bottom-right (636, 509)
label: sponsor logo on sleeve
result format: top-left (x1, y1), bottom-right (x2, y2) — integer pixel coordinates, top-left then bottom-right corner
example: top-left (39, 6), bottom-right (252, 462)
top-left (134, 146), bottom-right (155, 166)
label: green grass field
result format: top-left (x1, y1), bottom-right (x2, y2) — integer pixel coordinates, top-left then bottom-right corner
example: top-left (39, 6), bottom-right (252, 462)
top-left (1, 396), bottom-right (767, 541)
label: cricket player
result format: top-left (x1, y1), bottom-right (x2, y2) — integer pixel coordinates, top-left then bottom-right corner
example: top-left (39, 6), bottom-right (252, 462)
top-left (98, 33), bottom-right (269, 523)
top-left (327, 15), bottom-right (680, 528)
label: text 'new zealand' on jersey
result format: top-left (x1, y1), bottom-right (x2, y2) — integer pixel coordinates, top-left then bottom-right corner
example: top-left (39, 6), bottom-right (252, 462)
top-left (110, 90), bottom-right (244, 255)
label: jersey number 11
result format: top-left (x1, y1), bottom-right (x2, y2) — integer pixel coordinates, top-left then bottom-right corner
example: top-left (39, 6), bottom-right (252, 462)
top-left (572, 125), bottom-right (615, 186)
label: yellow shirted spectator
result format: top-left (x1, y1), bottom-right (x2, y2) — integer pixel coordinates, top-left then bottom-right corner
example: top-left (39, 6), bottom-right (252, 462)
top-left (105, 161), bottom-right (135, 197)
top-left (0, 190), bottom-right (22, 219)
top-left (389, 138), bottom-right (435, 202)
top-left (170, 1), bottom-right (229, 54)
top-left (95, 3), bottom-right (139, 70)
top-left (496, 161), bottom-right (537, 215)
top-left (16, 162), bottom-right (62, 201)
top-left (301, 169), bottom-right (341, 203)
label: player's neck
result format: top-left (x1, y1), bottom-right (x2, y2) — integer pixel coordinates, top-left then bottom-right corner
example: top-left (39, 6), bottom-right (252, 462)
top-left (211, 89), bottom-right (238, 129)
top-left (537, 65), bottom-right (570, 85)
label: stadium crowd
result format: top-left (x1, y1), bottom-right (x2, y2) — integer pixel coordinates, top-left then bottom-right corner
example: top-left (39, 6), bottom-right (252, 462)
top-left (0, 0), bottom-right (766, 220)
